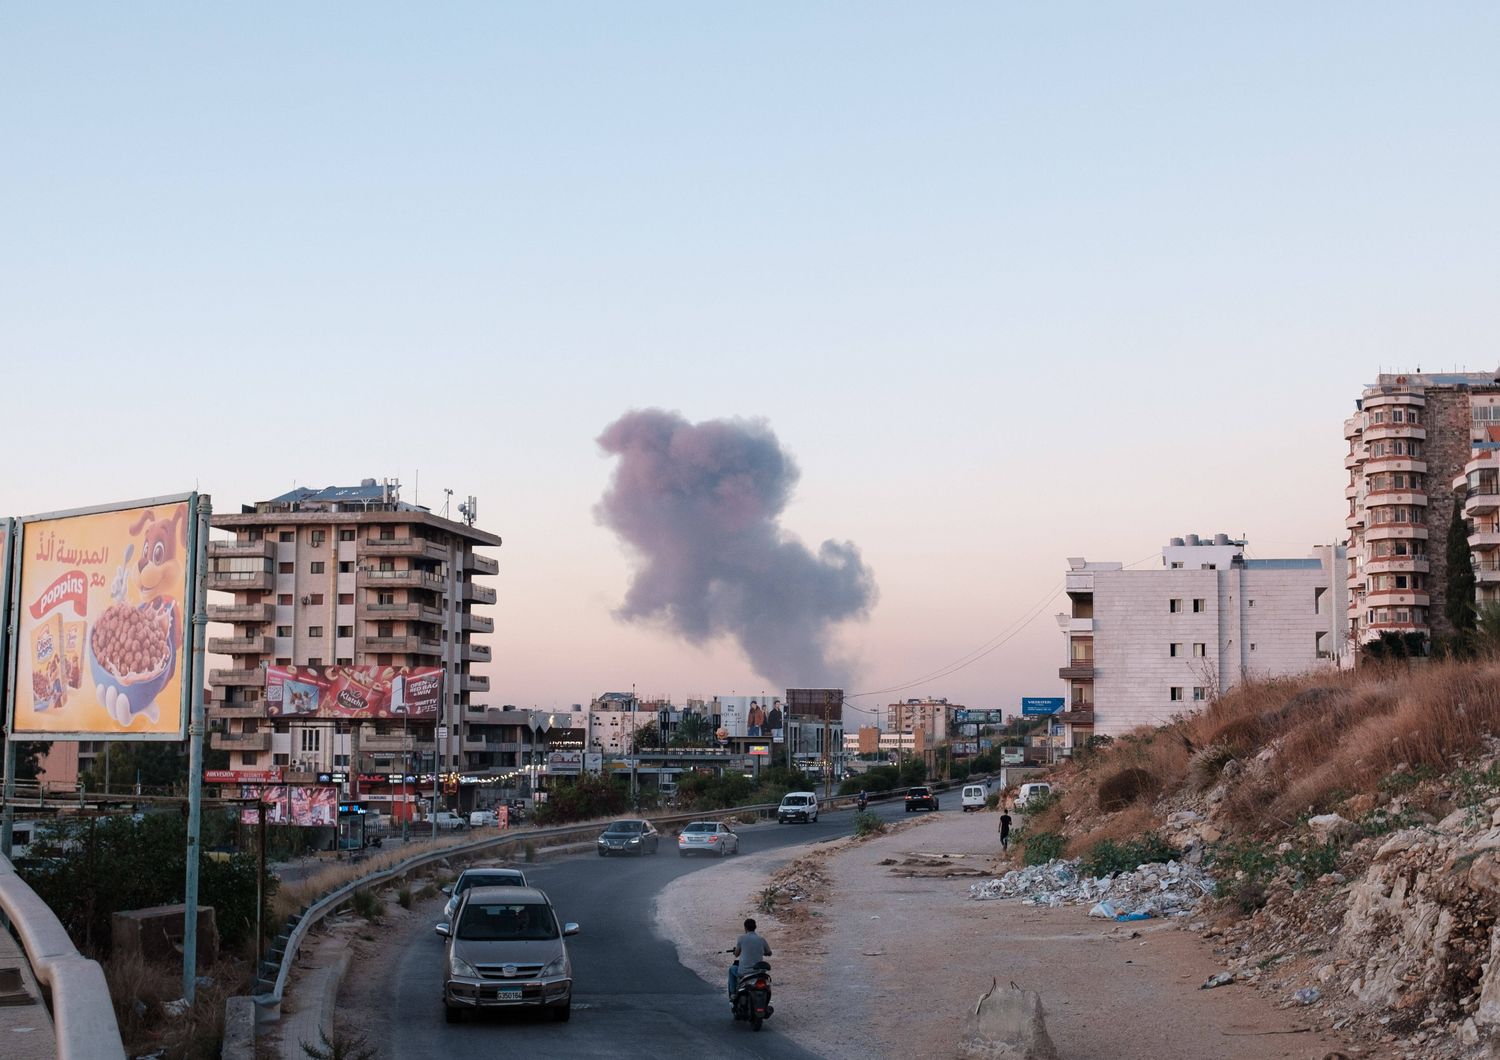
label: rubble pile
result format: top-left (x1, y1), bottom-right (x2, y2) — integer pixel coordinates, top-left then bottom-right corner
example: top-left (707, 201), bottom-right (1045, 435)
top-left (968, 858), bottom-right (1214, 918)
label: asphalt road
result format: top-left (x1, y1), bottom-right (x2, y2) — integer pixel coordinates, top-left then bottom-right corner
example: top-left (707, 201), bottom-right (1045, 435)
top-left (382, 795), bottom-right (927, 1059)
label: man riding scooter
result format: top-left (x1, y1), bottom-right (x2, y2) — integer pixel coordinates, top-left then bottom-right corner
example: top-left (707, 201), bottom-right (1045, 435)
top-left (726, 918), bottom-right (774, 1029)
top-left (857, 790), bottom-right (868, 812)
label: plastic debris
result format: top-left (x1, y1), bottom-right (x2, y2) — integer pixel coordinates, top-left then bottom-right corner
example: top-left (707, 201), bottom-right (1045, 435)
top-left (1292, 987), bottom-right (1321, 1005)
top-left (1201, 972), bottom-right (1235, 989)
top-left (969, 857), bottom-right (1214, 919)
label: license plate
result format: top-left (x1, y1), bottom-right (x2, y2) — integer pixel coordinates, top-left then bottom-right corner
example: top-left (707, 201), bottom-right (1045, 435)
top-left (498, 987), bottom-right (522, 1001)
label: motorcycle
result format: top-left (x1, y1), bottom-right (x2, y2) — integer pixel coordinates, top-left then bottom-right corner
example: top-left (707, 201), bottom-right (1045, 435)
top-left (857, 792), bottom-right (869, 812)
top-left (725, 950), bottom-right (774, 1031)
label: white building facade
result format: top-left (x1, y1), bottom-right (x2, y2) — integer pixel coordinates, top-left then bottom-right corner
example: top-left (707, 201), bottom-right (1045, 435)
top-left (1060, 535), bottom-right (1347, 738)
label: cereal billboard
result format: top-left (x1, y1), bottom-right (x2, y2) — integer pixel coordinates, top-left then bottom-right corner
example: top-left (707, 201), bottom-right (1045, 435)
top-left (266, 664), bottom-right (442, 719)
top-left (11, 497), bottom-right (197, 738)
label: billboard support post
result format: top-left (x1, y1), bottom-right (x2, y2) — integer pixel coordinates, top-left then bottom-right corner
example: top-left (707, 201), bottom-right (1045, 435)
top-left (182, 495), bottom-right (209, 1004)
top-left (1, 518), bottom-right (16, 859)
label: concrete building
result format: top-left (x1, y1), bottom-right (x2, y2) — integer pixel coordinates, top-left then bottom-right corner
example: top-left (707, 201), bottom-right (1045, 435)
top-left (1060, 535), bottom-right (1345, 738)
top-left (843, 725), bottom-right (921, 758)
top-left (205, 479), bottom-right (500, 820)
top-left (1345, 371), bottom-right (1500, 649)
top-left (884, 698), bottom-right (959, 744)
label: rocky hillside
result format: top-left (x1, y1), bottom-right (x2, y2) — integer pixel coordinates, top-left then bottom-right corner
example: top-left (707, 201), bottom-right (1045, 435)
top-left (1018, 660), bottom-right (1500, 1059)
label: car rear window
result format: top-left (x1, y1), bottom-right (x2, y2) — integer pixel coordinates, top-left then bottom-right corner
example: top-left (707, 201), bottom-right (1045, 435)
top-left (684, 822), bottom-right (715, 833)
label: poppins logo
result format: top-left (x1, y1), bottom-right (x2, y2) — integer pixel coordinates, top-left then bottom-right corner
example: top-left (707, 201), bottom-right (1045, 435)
top-left (28, 570), bottom-right (88, 620)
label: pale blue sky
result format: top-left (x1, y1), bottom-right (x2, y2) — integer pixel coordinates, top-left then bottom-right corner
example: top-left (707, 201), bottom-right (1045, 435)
top-left (3, 5), bottom-right (1497, 722)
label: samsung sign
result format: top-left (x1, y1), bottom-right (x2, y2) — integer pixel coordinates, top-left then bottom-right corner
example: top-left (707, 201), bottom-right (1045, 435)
top-left (1021, 697), bottom-right (1065, 716)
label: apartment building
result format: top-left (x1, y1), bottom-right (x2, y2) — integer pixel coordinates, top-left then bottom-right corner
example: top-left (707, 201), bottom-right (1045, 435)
top-left (205, 480), bottom-right (500, 820)
top-left (1345, 371), bottom-right (1500, 648)
top-left (843, 725), bottom-right (922, 758)
top-left (1060, 535), bottom-right (1345, 738)
top-left (885, 698), bottom-right (959, 744)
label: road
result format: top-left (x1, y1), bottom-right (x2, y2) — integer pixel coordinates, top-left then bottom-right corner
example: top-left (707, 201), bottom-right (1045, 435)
top-left (379, 794), bottom-right (930, 1059)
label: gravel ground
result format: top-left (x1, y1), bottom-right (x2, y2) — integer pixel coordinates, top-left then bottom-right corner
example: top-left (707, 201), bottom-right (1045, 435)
top-left (656, 809), bottom-right (1377, 1060)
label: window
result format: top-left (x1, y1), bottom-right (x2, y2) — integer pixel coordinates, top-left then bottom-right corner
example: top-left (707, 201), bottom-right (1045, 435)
top-left (379, 529), bottom-right (395, 541)
top-left (378, 592), bottom-right (395, 605)
top-left (1169, 643), bottom-right (1182, 657)
top-left (308, 626), bottom-right (324, 638)
top-left (278, 562), bottom-right (294, 574)
top-left (339, 529), bottom-right (356, 541)
top-left (307, 656), bottom-right (323, 665)
top-left (279, 531), bottom-right (294, 542)
top-left (278, 594), bottom-right (293, 606)
top-left (308, 593), bottom-right (324, 605)
top-left (336, 625), bottom-right (353, 638)
top-left (240, 752), bottom-right (258, 765)
top-left (1193, 643), bottom-right (1206, 657)
top-left (1250, 643), bottom-right (1256, 651)
top-left (276, 657), bottom-right (291, 665)
top-left (377, 622), bottom-right (394, 638)
top-left (1169, 561), bottom-right (1183, 569)
top-left (338, 561), bottom-right (353, 573)
top-left (300, 728), bottom-right (321, 752)
top-left (334, 754), bottom-right (350, 767)
top-left (310, 561), bottom-right (325, 574)
top-left (311, 530), bottom-right (326, 547)
top-left (1248, 599), bottom-right (1255, 608)
top-left (276, 625), bottom-right (292, 637)
top-left (338, 593), bottom-right (354, 605)
top-left (336, 657), bottom-right (352, 666)
top-left (273, 753), bottom-right (289, 765)
top-left (1169, 598), bottom-right (1183, 613)
top-left (274, 720), bottom-right (289, 733)
top-left (1192, 598), bottom-right (1206, 613)
top-left (1169, 687), bottom-right (1184, 702)
top-left (1192, 687), bottom-right (1206, 702)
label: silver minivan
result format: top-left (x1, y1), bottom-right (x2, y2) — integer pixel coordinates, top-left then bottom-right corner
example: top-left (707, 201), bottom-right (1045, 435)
top-left (437, 886), bottom-right (579, 1023)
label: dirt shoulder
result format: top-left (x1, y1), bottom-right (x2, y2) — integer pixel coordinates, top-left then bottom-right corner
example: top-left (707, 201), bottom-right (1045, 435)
top-left (656, 810), bottom-right (1372, 1060)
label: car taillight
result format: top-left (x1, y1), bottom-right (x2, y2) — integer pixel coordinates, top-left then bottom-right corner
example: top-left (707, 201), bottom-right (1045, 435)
top-left (707, 836), bottom-right (718, 842)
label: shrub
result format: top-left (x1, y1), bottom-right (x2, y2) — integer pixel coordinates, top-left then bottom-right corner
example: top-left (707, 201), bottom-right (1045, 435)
top-left (1097, 767), bottom-right (1161, 812)
top-left (1282, 840), bottom-right (1341, 887)
top-left (531, 773), bottom-right (629, 824)
top-left (397, 887), bottom-right (413, 910)
top-left (757, 886), bottom-right (779, 913)
top-left (1080, 833), bottom-right (1177, 878)
top-left (523, 841), bottom-right (538, 864)
top-left (985, 793), bottom-right (1000, 811)
top-left (852, 811), bottom-right (885, 837)
top-left (1021, 831), bottom-right (1066, 866)
top-left (350, 888), bottom-right (383, 922)
top-left (302, 1026), bottom-right (381, 1060)
top-left (1188, 744), bottom-right (1236, 791)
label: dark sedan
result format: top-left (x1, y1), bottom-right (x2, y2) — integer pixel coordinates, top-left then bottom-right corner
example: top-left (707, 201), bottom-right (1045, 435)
top-left (596, 819), bottom-right (661, 856)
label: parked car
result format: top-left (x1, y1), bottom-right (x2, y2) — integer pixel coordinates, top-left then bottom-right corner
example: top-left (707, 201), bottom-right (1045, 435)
top-left (961, 784), bottom-right (988, 812)
top-left (437, 885), bottom-right (578, 1023)
top-left (469, 809), bottom-right (499, 828)
top-left (1014, 782), bottom-right (1053, 809)
top-left (904, 786), bottom-right (939, 812)
top-left (677, 820), bottom-right (739, 857)
top-left (596, 819), bottom-right (660, 856)
top-left (441, 867), bottom-right (529, 923)
top-left (777, 792), bottom-right (819, 824)
top-left (431, 811), bottom-right (468, 831)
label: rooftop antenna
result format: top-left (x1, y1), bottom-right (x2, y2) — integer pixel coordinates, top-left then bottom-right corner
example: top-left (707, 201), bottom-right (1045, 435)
top-left (458, 495), bottom-right (478, 528)
top-left (442, 488), bottom-right (454, 519)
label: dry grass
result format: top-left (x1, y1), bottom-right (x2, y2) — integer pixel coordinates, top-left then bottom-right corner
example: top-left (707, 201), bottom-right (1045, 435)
top-left (1040, 658), bottom-right (1500, 842)
top-left (1063, 804), bottom-right (1156, 859)
top-left (103, 951), bottom-right (248, 1059)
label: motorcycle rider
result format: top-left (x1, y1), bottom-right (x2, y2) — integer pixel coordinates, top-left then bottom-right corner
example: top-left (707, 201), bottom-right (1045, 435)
top-left (728, 917), bottom-right (772, 1004)
top-left (857, 790), bottom-right (869, 811)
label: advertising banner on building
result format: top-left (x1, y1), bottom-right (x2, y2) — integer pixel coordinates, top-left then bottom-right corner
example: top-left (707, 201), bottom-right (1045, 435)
top-left (239, 784), bottom-right (337, 826)
top-left (206, 769), bottom-right (283, 784)
top-left (1021, 697), bottom-right (1065, 716)
top-left (714, 695), bottom-right (785, 739)
top-left (10, 496), bottom-right (198, 739)
top-left (266, 664), bottom-right (442, 720)
top-left (786, 688), bottom-right (843, 722)
top-left (547, 751), bottom-right (582, 775)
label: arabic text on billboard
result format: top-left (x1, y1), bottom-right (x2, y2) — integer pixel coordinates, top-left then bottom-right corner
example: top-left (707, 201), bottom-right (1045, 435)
top-left (13, 499), bottom-right (195, 738)
top-left (266, 665), bottom-right (442, 719)
top-left (239, 784), bottom-right (337, 826)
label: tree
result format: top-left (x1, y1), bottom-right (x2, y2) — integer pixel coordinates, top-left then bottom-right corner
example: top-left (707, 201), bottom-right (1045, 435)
top-left (629, 720), bottom-right (660, 752)
top-left (670, 712), bottom-right (713, 747)
top-left (81, 742), bottom-right (190, 793)
top-left (1446, 490), bottom-right (1478, 651)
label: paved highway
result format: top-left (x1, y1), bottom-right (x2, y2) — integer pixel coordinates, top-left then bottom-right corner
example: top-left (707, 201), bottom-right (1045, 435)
top-left (381, 795), bottom-right (927, 1058)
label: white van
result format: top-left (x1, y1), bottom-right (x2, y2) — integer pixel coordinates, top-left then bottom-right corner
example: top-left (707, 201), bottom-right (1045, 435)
top-left (777, 792), bottom-right (820, 824)
top-left (961, 784), bottom-right (988, 812)
top-left (1014, 782), bottom-right (1053, 810)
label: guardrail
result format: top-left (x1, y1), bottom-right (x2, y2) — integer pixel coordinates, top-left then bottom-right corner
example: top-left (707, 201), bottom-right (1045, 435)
top-left (0, 851), bottom-right (126, 1059)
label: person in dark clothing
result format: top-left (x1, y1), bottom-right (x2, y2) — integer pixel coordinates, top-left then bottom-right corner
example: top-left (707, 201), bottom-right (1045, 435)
top-left (998, 810), bottom-right (1013, 851)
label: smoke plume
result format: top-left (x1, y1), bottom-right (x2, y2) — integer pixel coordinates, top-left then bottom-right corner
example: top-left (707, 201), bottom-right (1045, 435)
top-left (595, 409), bottom-right (876, 688)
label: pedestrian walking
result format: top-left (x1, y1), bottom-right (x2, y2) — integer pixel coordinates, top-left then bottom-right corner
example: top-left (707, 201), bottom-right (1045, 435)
top-left (998, 809), bottom-right (1013, 852)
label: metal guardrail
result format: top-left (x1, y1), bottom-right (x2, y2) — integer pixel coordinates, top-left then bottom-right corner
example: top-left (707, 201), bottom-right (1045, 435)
top-left (0, 851), bottom-right (126, 1059)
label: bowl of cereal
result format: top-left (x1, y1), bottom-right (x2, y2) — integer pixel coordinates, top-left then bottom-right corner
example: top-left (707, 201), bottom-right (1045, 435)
top-left (89, 596), bottom-right (179, 724)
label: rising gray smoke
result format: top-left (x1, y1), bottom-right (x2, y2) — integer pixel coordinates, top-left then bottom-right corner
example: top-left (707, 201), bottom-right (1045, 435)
top-left (595, 409), bottom-right (876, 688)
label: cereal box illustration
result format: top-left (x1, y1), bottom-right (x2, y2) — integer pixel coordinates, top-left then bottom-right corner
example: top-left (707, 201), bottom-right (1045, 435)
top-left (62, 620), bottom-right (86, 689)
top-left (30, 614), bottom-right (64, 710)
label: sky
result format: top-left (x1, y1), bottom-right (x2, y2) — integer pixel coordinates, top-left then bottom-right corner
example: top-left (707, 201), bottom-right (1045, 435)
top-left (3, 4), bottom-right (1498, 729)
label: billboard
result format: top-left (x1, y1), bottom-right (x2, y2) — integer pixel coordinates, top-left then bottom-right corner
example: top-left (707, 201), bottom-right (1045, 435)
top-left (238, 784), bottom-right (337, 826)
top-left (547, 751), bottom-right (582, 775)
top-left (786, 688), bottom-right (843, 722)
top-left (10, 497), bottom-right (197, 738)
top-left (1021, 697), bottom-right (1065, 716)
top-left (266, 664), bottom-right (442, 719)
top-left (713, 695), bottom-right (785, 739)
top-left (955, 709), bottom-right (1004, 724)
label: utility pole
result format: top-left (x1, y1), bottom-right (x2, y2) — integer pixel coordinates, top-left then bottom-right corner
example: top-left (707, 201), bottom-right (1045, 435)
top-left (182, 495), bottom-right (210, 1004)
top-left (822, 690), bottom-right (835, 799)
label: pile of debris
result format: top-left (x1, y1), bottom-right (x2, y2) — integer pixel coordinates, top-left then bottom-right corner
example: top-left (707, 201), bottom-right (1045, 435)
top-left (969, 858), bottom-right (1214, 919)
top-left (762, 851), bottom-right (832, 921)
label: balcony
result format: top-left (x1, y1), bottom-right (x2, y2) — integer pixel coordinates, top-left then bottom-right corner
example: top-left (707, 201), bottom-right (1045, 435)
top-left (1465, 487), bottom-right (1500, 518)
top-left (357, 601), bottom-right (445, 624)
top-left (209, 702), bottom-right (268, 719)
top-left (208, 635), bottom-right (273, 655)
top-left (208, 538), bottom-right (276, 560)
top-left (1059, 663), bottom-right (1095, 680)
top-left (1477, 561), bottom-right (1500, 584)
top-left (1065, 572), bottom-right (1094, 594)
top-left (207, 602), bottom-right (274, 623)
top-left (1065, 618), bottom-right (1093, 634)
top-left (207, 570), bottom-right (274, 593)
top-left (1365, 590), bottom-right (1431, 608)
top-left (1469, 529), bottom-right (1500, 552)
top-left (1055, 710), bottom-right (1095, 725)
top-left (1364, 524), bottom-right (1429, 542)
top-left (462, 736), bottom-right (490, 752)
top-left (466, 552), bottom-right (499, 576)
top-left (1344, 451), bottom-right (1364, 470)
top-left (361, 635), bottom-right (444, 655)
top-left (1361, 456), bottom-right (1427, 474)
top-left (210, 731), bottom-right (271, 752)
top-left (1365, 491), bottom-right (1427, 509)
top-left (210, 668), bottom-right (266, 687)
top-left (461, 612), bottom-right (494, 634)
top-left (463, 582), bottom-right (497, 604)
top-left (356, 568), bottom-right (447, 591)
top-left (1363, 556), bottom-right (1429, 576)
top-left (463, 643), bottom-right (492, 663)
top-left (1362, 423), bottom-right (1426, 443)
top-left (459, 674), bottom-right (490, 693)
top-left (1362, 391), bottom-right (1425, 411)
top-left (359, 537), bottom-right (451, 563)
